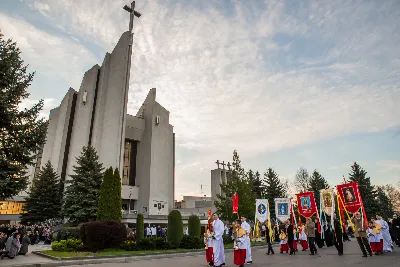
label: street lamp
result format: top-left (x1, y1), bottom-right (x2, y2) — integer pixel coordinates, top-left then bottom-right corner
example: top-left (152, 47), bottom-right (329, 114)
top-left (129, 188), bottom-right (132, 214)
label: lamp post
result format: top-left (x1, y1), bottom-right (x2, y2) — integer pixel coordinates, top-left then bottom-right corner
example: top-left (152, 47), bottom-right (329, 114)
top-left (129, 187), bottom-right (132, 214)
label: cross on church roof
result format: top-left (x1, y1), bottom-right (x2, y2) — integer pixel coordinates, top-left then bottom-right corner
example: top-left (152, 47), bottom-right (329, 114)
top-left (221, 161), bottom-right (226, 169)
top-left (227, 162), bottom-right (231, 170)
top-left (215, 160), bottom-right (220, 169)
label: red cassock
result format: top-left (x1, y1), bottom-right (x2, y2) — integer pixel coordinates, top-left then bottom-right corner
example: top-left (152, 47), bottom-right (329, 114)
top-left (206, 247), bottom-right (214, 263)
top-left (378, 239), bottom-right (383, 252)
top-left (370, 242), bottom-right (379, 252)
top-left (300, 240), bottom-right (308, 250)
top-left (280, 244), bottom-right (289, 253)
top-left (292, 240), bottom-right (298, 250)
top-left (234, 249), bottom-right (246, 266)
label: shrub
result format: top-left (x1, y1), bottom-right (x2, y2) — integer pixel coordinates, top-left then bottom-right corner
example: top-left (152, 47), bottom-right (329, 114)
top-left (121, 240), bottom-right (136, 251)
top-left (121, 237), bottom-right (170, 251)
top-left (136, 213), bottom-right (144, 242)
top-left (57, 227), bottom-right (81, 241)
top-left (97, 168), bottom-right (122, 222)
top-left (167, 210), bottom-right (183, 248)
top-left (188, 215), bottom-right (201, 237)
top-left (51, 239), bottom-right (82, 252)
top-left (80, 220), bottom-right (126, 251)
top-left (179, 235), bottom-right (203, 249)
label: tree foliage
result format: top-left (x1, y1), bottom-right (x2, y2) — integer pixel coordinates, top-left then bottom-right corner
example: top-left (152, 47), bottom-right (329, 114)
top-left (167, 210), bottom-right (183, 247)
top-left (294, 167), bottom-right (310, 193)
top-left (63, 146), bottom-right (104, 223)
top-left (375, 186), bottom-right (393, 219)
top-left (188, 215), bottom-right (201, 237)
top-left (248, 170), bottom-right (263, 198)
top-left (97, 167), bottom-right (122, 222)
top-left (214, 150), bottom-right (256, 222)
top-left (348, 162), bottom-right (379, 218)
top-left (0, 31), bottom-right (48, 199)
top-left (136, 213), bottom-right (145, 242)
top-left (263, 168), bottom-right (286, 220)
top-left (307, 169), bottom-right (328, 210)
top-left (21, 161), bottom-right (62, 224)
top-left (382, 184), bottom-right (400, 214)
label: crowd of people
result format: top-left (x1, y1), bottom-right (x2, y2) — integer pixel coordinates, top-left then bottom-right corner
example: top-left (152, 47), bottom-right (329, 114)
top-left (0, 223), bottom-right (55, 261)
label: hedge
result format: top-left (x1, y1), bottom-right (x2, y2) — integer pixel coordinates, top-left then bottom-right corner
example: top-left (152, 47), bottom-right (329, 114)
top-left (136, 213), bottom-right (144, 242)
top-left (167, 210), bottom-right (183, 248)
top-left (51, 239), bottom-right (82, 252)
top-left (121, 236), bottom-right (203, 251)
top-left (188, 215), bottom-right (201, 237)
top-left (80, 220), bottom-right (126, 251)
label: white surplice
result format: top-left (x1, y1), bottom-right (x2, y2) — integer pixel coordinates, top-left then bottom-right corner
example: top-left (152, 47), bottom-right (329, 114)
top-left (377, 219), bottom-right (392, 252)
top-left (213, 218), bottom-right (226, 266)
top-left (241, 220), bottom-right (252, 262)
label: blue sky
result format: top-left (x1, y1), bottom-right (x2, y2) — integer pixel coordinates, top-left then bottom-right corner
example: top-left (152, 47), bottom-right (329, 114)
top-left (1, 0), bottom-right (399, 199)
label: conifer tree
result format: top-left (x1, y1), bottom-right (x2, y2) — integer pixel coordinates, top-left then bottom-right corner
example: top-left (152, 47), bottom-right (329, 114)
top-left (263, 168), bottom-right (286, 220)
top-left (63, 146), bottom-right (104, 223)
top-left (307, 169), bottom-right (328, 210)
top-left (97, 167), bottom-right (122, 222)
top-left (214, 150), bottom-right (255, 222)
top-left (348, 162), bottom-right (379, 218)
top-left (0, 31), bottom-right (48, 199)
top-left (21, 161), bottom-right (61, 224)
top-left (248, 170), bottom-right (263, 199)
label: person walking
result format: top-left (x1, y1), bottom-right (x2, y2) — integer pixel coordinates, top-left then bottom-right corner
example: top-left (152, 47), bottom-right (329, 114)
top-left (334, 217), bottom-right (344, 255)
top-left (351, 212), bottom-right (372, 257)
top-left (306, 218), bottom-right (317, 255)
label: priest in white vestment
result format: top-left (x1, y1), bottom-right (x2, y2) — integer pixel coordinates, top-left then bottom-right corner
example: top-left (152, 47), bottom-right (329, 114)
top-left (376, 215), bottom-right (393, 252)
top-left (241, 216), bottom-right (252, 264)
top-left (212, 213), bottom-right (226, 267)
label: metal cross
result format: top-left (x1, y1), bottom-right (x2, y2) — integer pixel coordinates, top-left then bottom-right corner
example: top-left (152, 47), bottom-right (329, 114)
top-left (123, 1), bottom-right (142, 33)
top-left (215, 160), bottom-right (220, 169)
top-left (227, 162), bottom-right (231, 170)
top-left (221, 161), bottom-right (226, 169)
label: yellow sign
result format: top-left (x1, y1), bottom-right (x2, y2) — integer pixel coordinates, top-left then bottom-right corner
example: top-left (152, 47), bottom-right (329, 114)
top-left (0, 201), bottom-right (27, 215)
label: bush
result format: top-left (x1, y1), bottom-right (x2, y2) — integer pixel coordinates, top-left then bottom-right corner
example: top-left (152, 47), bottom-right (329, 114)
top-left (136, 213), bottom-right (144, 242)
top-left (97, 168), bottom-right (122, 222)
top-left (179, 235), bottom-right (203, 249)
top-left (121, 240), bottom-right (136, 251)
top-left (121, 237), bottom-right (170, 251)
top-left (51, 239), bottom-right (82, 252)
top-left (80, 220), bottom-right (126, 251)
top-left (188, 215), bottom-right (201, 237)
top-left (167, 210), bottom-right (183, 248)
top-left (57, 227), bottom-right (81, 241)
top-left (223, 233), bottom-right (233, 244)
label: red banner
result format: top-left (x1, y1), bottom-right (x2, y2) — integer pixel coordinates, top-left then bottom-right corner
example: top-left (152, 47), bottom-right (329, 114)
top-left (337, 182), bottom-right (362, 214)
top-left (232, 194), bottom-right (239, 213)
top-left (207, 209), bottom-right (212, 217)
top-left (296, 192), bottom-right (317, 218)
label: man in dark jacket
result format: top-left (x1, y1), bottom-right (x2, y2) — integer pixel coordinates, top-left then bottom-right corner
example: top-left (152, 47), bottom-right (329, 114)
top-left (285, 220), bottom-right (295, 255)
top-left (393, 214), bottom-right (400, 246)
top-left (334, 217), bottom-right (343, 255)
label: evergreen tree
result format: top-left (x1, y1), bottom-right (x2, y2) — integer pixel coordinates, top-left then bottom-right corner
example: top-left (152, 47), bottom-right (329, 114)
top-left (136, 213), bottom-right (145, 242)
top-left (375, 186), bottom-right (393, 219)
top-left (188, 215), bottom-right (201, 237)
top-left (348, 162), bottom-right (379, 218)
top-left (63, 146), bottom-right (104, 223)
top-left (167, 210), bottom-right (183, 248)
top-left (294, 167), bottom-right (310, 193)
top-left (97, 167), bottom-right (122, 222)
top-left (214, 150), bottom-right (255, 222)
top-left (307, 169), bottom-right (328, 210)
top-left (0, 31), bottom-right (48, 199)
top-left (248, 170), bottom-right (263, 199)
top-left (20, 161), bottom-right (61, 224)
top-left (263, 168), bottom-right (286, 220)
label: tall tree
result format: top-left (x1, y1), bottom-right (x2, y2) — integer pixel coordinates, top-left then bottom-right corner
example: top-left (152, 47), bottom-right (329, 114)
top-left (63, 146), bottom-right (104, 223)
top-left (294, 167), bottom-right (310, 193)
top-left (248, 170), bottom-right (263, 199)
top-left (348, 162), bottom-right (379, 218)
top-left (214, 150), bottom-right (255, 222)
top-left (383, 184), bottom-right (400, 214)
top-left (20, 161), bottom-right (61, 224)
top-left (97, 167), bottom-right (122, 222)
top-left (375, 186), bottom-right (393, 219)
top-left (0, 31), bottom-right (48, 200)
top-left (307, 169), bottom-right (328, 210)
top-left (263, 168), bottom-right (286, 220)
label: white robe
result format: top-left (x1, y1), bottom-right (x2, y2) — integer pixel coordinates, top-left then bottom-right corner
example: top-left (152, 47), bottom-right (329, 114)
top-left (377, 219), bottom-right (392, 252)
top-left (241, 221), bottom-right (252, 262)
top-left (213, 219), bottom-right (226, 266)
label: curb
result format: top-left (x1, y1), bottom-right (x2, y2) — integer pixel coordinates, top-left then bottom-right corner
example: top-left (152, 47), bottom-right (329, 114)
top-left (9, 244), bottom-right (270, 267)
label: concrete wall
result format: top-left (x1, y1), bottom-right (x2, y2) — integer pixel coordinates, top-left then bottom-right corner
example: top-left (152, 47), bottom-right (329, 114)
top-left (211, 169), bottom-right (228, 203)
top-left (66, 65), bottom-right (100, 180)
top-left (125, 115), bottom-right (145, 141)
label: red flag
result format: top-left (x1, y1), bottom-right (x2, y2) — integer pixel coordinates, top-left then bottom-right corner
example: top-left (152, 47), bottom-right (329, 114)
top-left (296, 192), bottom-right (317, 218)
top-left (232, 194), bottom-right (239, 213)
top-left (336, 182), bottom-right (362, 214)
top-left (207, 209), bottom-right (212, 217)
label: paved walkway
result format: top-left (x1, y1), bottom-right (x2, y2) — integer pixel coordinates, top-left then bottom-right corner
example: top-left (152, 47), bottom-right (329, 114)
top-left (0, 243), bottom-right (53, 267)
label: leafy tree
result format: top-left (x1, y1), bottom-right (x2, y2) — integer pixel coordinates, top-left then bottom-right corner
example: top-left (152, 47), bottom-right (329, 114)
top-left (383, 184), bottom-right (400, 214)
top-left (214, 150), bottom-right (255, 222)
top-left (188, 215), bottom-right (201, 237)
top-left (136, 213), bottom-right (144, 242)
top-left (97, 167), bottom-right (122, 222)
top-left (63, 146), bottom-right (104, 223)
top-left (263, 168), bottom-right (286, 220)
top-left (248, 170), bottom-right (263, 199)
top-left (348, 162), bottom-right (379, 218)
top-left (167, 210), bottom-right (183, 247)
top-left (307, 169), bottom-right (328, 210)
top-left (20, 161), bottom-right (61, 224)
top-left (375, 186), bottom-right (393, 219)
top-left (294, 167), bottom-right (310, 193)
top-left (0, 31), bottom-right (48, 199)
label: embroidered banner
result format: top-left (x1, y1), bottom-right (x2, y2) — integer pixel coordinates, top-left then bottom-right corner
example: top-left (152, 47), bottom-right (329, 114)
top-left (320, 188), bottom-right (334, 215)
top-left (296, 192), bottom-right (317, 218)
top-left (336, 182), bottom-right (362, 214)
top-left (232, 194), bottom-right (239, 214)
top-left (274, 198), bottom-right (291, 222)
top-left (256, 199), bottom-right (269, 223)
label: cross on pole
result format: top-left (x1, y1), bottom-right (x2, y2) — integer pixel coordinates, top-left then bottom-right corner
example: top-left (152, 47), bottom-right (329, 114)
top-left (215, 160), bottom-right (220, 169)
top-left (227, 162), bottom-right (231, 170)
top-left (221, 161), bottom-right (226, 170)
top-left (123, 1), bottom-right (142, 33)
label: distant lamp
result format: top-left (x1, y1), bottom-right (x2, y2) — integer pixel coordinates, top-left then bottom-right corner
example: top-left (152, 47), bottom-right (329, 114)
top-left (83, 91), bottom-right (88, 105)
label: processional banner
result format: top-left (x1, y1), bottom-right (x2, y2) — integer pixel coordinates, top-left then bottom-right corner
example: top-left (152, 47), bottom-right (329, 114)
top-left (232, 194), bottom-right (239, 214)
top-left (274, 198), bottom-right (290, 222)
top-left (256, 199), bottom-right (269, 223)
top-left (320, 188), bottom-right (335, 215)
top-left (336, 182), bottom-right (362, 214)
top-left (296, 192), bottom-right (317, 218)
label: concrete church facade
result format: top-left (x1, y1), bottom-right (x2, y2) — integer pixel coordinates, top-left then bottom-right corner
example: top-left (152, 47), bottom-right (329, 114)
top-left (30, 32), bottom-right (175, 217)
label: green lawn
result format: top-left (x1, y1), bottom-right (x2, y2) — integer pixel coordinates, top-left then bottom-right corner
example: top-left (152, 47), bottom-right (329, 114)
top-left (39, 242), bottom-right (267, 259)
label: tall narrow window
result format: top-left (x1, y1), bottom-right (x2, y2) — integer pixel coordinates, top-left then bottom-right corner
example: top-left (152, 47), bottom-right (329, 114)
top-left (122, 139), bottom-right (138, 186)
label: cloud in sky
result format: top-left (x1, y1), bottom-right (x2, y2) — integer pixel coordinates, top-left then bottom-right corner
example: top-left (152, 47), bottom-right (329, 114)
top-left (2, 0), bottom-right (399, 197)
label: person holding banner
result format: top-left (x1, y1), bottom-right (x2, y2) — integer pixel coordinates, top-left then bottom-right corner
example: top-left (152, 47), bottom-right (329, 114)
top-left (204, 217), bottom-right (214, 266)
top-left (240, 216), bottom-right (252, 264)
top-left (263, 220), bottom-right (275, 255)
top-left (233, 220), bottom-right (247, 267)
top-left (334, 216), bottom-right (344, 256)
top-left (351, 212), bottom-right (373, 257)
top-left (212, 213), bottom-right (226, 267)
top-left (306, 217), bottom-right (318, 255)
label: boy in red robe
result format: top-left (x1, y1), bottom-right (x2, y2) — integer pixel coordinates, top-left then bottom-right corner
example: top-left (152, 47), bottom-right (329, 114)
top-left (233, 220), bottom-right (247, 267)
top-left (204, 217), bottom-right (214, 266)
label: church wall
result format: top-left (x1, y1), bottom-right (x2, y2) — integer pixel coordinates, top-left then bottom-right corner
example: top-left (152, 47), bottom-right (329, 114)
top-left (40, 107), bottom-right (59, 169)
